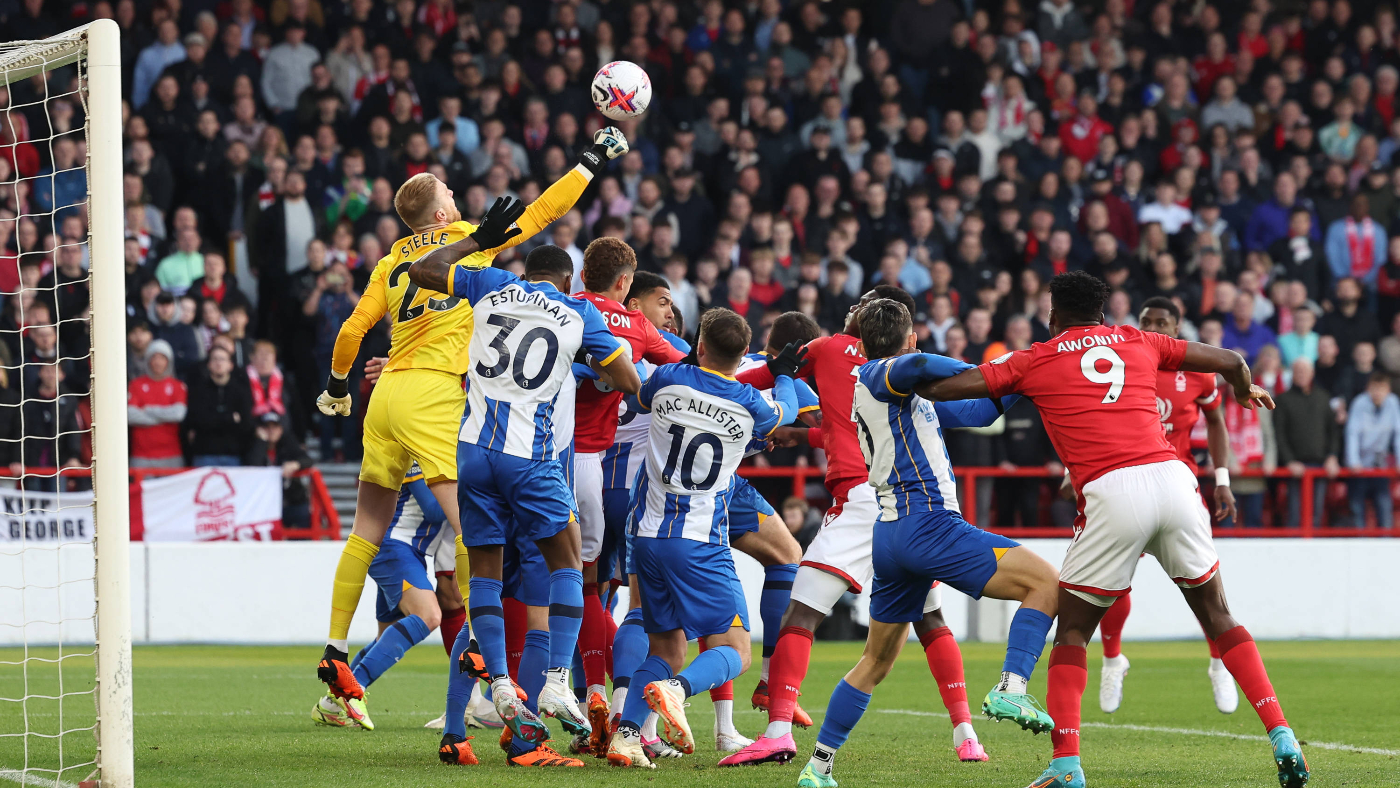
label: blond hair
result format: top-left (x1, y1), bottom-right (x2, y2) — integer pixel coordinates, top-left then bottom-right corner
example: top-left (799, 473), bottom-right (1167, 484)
top-left (394, 173), bottom-right (441, 230)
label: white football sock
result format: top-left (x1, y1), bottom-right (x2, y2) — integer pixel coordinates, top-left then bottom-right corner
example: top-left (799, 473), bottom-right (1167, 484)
top-left (641, 711), bottom-right (660, 740)
top-left (714, 699), bottom-right (736, 735)
top-left (765, 719), bottom-right (793, 739)
top-left (952, 722), bottom-right (977, 747)
top-left (611, 686), bottom-right (628, 716)
top-left (327, 638), bottom-right (348, 652)
top-left (996, 671), bottom-right (1028, 694)
top-left (761, 657), bottom-right (770, 683)
top-left (1209, 657), bottom-right (1227, 672)
top-left (808, 742), bottom-right (837, 776)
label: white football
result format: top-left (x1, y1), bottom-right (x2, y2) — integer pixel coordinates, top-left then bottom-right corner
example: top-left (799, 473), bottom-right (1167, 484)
top-left (592, 60), bottom-right (652, 121)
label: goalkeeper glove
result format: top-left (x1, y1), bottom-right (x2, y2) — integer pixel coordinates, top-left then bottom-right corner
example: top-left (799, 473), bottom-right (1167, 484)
top-left (578, 126), bottom-right (630, 177)
top-left (766, 341), bottom-right (810, 380)
top-left (468, 196), bottom-right (527, 251)
top-left (317, 372), bottom-right (351, 416)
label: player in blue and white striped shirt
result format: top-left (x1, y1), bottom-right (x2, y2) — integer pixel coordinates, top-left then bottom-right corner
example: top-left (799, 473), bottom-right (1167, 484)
top-left (796, 299), bottom-right (1064, 788)
top-left (606, 308), bottom-right (801, 768)
top-left (419, 242), bottom-right (641, 764)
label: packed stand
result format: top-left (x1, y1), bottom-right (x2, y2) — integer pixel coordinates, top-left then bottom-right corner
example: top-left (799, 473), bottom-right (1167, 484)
top-left (4, 0), bottom-right (1399, 524)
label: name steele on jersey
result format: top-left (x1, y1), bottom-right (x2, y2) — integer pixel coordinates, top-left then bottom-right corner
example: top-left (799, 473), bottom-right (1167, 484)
top-left (1054, 332), bottom-right (1125, 353)
top-left (483, 283), bottom-right (579, 327)
top-left (651, 393), bottom-right (747, 442)
top-left (396, 229), bottom-right (453, 257)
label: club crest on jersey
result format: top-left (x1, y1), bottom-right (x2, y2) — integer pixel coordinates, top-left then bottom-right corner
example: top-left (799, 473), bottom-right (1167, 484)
top-left (1176, 371), bottom-right (1187, 392)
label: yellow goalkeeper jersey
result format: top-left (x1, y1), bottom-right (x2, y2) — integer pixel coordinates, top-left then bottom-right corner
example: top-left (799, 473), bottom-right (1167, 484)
top-left (329, 166), bottom-right (592, 377)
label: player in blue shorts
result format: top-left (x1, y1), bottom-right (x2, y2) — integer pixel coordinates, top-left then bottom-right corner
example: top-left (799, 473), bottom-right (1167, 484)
top-left (796, 299), bottom-right (1063, 788)
top-left (312, 464), bottom-right (446, 730)
top-left (409, 236), bottom-right (640, 767)
top-left (605, 307), bottom-right (802, 768)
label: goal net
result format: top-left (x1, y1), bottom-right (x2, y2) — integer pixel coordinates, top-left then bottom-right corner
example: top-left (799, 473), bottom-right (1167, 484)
top-left (0, 20), bottom-right (132, 788)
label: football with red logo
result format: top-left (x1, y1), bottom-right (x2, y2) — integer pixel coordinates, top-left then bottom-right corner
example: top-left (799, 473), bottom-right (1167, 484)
top-left (592, 60), bottom-right (652, 121)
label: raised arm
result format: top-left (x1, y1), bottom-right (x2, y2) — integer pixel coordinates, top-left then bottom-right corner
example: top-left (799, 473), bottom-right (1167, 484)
top-left (768, 375), bottom-right (800, 429)
top-left (407, 197), bottom-right (525, 295)
top-left (1177, 342), bottom-right (1275, 410)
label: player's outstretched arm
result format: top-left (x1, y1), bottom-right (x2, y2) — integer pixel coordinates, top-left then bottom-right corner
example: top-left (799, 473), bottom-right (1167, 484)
top-left (915, 367), bottom-right (994, 402)
top-left (1178, 342), bottom-right (1275, 410)
top-left (769, 375), bottom-right (800, 428)
top-left (598, 352), bottom-right (641, 395)
top-left (934, 395), bottom-right (1021, 428)
top-left (407, 197), bottom-right (525, 294)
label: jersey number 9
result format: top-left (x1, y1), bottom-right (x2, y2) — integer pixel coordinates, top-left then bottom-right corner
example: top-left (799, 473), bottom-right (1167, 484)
top-left (1081, 346), bottom-right (1125, 404)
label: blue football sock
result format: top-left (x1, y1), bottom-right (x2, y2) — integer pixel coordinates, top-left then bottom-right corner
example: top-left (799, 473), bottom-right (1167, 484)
top-left (675, 644), bottom-right (743, 697)
top-left (444, 622), bottom-right (475, 739)
top-left (815, 679), bottom-right (872, 750)
top-left (547, 568), bottom-right (584, 670)
top-left (1003, 607), bottom-right (1054, 681)
top-left (761, 564), bottom-right (797, 661)
top-left (349, 639), bottom-right (373, 672)
top-left (620, 655), bottom-right (672, 729)
top-left (468, 578), bottom-right (508, 678)
top-left (610, 609), bottom-right (648, 689)
top-left (511, 629), bottom-right (550, 751)
top-left (351, 615), bottom-right (429, 687)
top-left (572, 647), bottom-right (587, 701)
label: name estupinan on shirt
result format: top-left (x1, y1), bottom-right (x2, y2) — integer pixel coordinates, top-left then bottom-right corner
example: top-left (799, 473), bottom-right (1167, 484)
top-left (1055, 331), bottom-right (1125, 353)
top-left (653, 396), bottom-right (748, 442)
top-left (484, 285), bottom-right (576, 327)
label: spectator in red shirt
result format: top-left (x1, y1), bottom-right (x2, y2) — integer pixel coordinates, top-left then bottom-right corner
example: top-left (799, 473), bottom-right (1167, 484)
top-left (1059, 92), bottom-right (1113, 164)
top-left (747, 247), bottom-right (786, 309)
top-left (127, 340), bottom-right (188, 469)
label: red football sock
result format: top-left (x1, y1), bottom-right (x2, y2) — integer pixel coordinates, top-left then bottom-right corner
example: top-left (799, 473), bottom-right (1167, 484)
top-left (767, 626), bottom-right (814, 723)
top-left (1216, 626), bottom-right (1288, 732)
top-left (579, 580), bottom-right (608, 687)
top-left (504, 597), bottom-right (527, 681)
top-left (1099, 594), bottom-right (1131, 659)
top-left (695, 641), bottom-right (735, 702)
top-left (1047, 645), bottom-right (1087, 759)
top-left (919, 626), bottom-right (971, 726)
top-left (604, 605), bottom-right (619, 680)
top-left (1200, 621), bottom-right (1221, 659)
top-left (440, 606), bottom-right (466, 656)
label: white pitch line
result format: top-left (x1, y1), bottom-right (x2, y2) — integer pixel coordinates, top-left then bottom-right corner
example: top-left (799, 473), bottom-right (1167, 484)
top-left (876, 709), bottom-right (1399, 757)
top-left (0, 769), bottom-right (79, 788)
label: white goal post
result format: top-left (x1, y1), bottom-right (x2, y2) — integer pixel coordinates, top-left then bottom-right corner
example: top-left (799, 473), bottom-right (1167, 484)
top-left (0, 18), bottom-right (132, 788)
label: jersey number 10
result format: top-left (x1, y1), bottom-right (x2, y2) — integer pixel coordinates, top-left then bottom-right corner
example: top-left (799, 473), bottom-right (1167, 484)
top-left (661, 424), bottom-right (724, 491)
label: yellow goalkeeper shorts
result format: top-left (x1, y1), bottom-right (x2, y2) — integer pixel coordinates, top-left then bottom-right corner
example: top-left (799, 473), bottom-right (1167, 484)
top-left (359, 368), bottom-right (464, 490)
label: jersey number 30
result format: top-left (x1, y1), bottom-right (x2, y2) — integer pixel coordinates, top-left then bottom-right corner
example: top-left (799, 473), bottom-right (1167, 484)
top-left (476, 314), bottom-right (559, 390)
top-left (1081, 346), bottom-right (1125, 404)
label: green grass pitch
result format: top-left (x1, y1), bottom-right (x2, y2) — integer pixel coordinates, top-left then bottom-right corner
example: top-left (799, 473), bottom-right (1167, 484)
top-left (3, 640), bottom-right (1398, 787)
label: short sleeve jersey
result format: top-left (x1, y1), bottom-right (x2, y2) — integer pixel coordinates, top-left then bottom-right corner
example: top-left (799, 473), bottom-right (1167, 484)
top-left (451, 266), bottom-right (627, 461)
top-left (853, 357), bottom-right (962, 522)
top-left (571, 293), bottom-right (689, 454)
top-left (632, 365), bottom-right (785, 543)
top-left (802, 334), bottom-right (870, 497)
top-left (978, 324), bottom-right (1189, 494)
top-left (1156, 369), bottom-right (1221, 472)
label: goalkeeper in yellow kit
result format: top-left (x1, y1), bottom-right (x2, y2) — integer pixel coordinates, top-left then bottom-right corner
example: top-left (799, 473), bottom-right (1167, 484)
top-left (313, 127), bottom-right (631, 728)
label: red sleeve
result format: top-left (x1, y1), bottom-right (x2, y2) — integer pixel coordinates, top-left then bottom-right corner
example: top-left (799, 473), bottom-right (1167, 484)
top-left (642, 321), bottom-right (688, 364)
top-left (175, 380), bottom-right (188, 403)
top-left (1141, 330), bottom-right (1189, 370)
top-left (736, 364), bottom-right (774, 388)
top-left (807, 426), bottom-right (824, 450)
top-left (1196, 373), bottom-right (1221, 411)
top-left (977, 350), bottom-right (1031, 399)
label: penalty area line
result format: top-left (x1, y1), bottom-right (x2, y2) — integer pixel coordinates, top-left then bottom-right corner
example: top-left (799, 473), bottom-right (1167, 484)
top-left (875, 708), bottom-right (1399, 757)
top-left (0, 769), bottom-right (80, 788)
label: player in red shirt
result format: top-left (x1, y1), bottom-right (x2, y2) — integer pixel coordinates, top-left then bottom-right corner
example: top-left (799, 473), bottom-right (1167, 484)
top-left (720, 286), bottom-right (992, 767)
top-left (569, 237), bottom-right (688, 745)
top-left (917, 273), bottom-right (1306, 788)
top-left (1095, 296), bottom-right (1241, 717)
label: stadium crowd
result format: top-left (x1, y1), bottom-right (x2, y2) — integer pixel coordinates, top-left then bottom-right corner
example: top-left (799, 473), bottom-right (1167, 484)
top-left (4, 0), bottom-right (1400, 526)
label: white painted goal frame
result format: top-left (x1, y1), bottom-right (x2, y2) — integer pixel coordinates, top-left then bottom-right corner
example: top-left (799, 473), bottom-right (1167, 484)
top-left (0, 19), bottom-right (133, 788)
